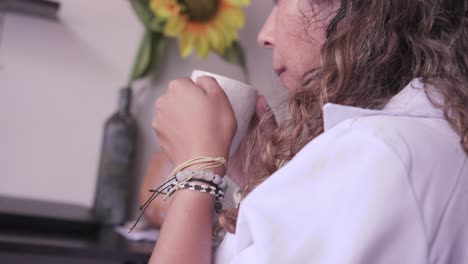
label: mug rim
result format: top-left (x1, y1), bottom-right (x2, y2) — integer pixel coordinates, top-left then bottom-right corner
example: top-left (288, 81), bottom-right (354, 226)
top-left (191, 70), bottom-right (254, 90)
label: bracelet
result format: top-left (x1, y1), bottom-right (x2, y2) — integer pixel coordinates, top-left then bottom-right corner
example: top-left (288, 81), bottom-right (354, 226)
top-left (175, 182), bottom-right (224, 213)
top-left (130, 156), bottom-right (227, 232)
top-left (175, 170), bottom-right (228, 190)
top-left (166, 157), bottom-right (227, 181)
top-left (176, 182), bottom-right (225, 199)
top-left (187, 178), bottom-right (220, 189)
top-left (166, 170), bottom-right (227, 198)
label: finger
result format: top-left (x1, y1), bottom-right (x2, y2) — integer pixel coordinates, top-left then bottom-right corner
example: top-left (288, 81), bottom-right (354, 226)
top-left (168, 77), bottom-right (200, 94)
top-left (195, 76), bottom-right (222, 94)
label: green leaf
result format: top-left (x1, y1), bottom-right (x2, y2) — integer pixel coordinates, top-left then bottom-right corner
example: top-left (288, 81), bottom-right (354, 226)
top-left (130, 0), bottom-right (153, 28)
top-left (220, 41), bottom-right (246, 69)
top-left (128, 31), bottom-right (165, 83)
top-left (129, 30), bottom-right (152, 82)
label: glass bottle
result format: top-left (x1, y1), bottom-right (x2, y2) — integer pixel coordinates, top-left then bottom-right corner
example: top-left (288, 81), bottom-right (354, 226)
top-left (92, 87), bottom-right (138, 225)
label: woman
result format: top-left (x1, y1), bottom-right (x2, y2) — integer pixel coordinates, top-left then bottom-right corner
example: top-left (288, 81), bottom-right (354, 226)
top-left (148, 0), bottom-right (468, 263)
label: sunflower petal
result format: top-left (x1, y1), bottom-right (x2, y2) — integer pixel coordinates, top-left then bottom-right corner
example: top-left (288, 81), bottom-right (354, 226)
top-left (222, 7), bottom-right (245, 29)
top-left (217, 7), bottom-right (243, 31)
top-left (179, 31), bottom-right (195, 57)
top-left (217, 24), bottom-right (236, 48)
top-left (150, 0), bottom-right (178, 18)
top-left (195, 37), bottom-right (210, 58)
top-left (207, 26), bottom-right (225, 54)
top-left (164, 16), bottom-right (186, 36)
top-left (224, 0), bottom-right (250, 7)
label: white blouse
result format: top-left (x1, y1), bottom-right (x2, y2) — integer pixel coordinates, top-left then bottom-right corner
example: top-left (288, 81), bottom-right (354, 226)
top-left (215, 79), bottom-right (468, 264)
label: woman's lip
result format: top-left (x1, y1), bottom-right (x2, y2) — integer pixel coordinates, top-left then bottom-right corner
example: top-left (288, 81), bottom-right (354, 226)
top-left (277, 69), bottom-right (290, 90)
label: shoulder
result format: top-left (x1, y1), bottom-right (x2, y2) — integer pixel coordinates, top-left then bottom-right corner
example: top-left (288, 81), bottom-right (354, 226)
top-left (321, 113), bottom-right (461, 173)
top-left (288, 115), bottom-right (412, 176)
top-left (241, 116), bottom-right (418, 219)
top-left (344, 114), bottom-right (468, 262)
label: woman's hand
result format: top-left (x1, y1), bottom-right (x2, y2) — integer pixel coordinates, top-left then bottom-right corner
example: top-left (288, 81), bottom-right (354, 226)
top-left (152, 77), bottom-right (237, 170)
top-left (148, 91), bottom-right (276, 263)
top-left (149, 77), bottom-right (237, 264)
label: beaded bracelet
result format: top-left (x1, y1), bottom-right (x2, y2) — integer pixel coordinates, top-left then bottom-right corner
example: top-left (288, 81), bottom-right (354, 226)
top-left (176, 181), bottom-right (225, 198)
top-left (146, 177), bottom-right (224, 201)
top-left (175, 170), bottom-right (228, 190)
top-left (130, 157), bottom-right (227, 232)
top-left (187, 178), bottom-right (219, 189)
top-left (175, 182), bottom-right (224, 213)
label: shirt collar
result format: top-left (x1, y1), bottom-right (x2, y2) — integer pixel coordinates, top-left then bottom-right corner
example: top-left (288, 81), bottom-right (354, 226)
top-left (322, 79), bottom-right (445, 131)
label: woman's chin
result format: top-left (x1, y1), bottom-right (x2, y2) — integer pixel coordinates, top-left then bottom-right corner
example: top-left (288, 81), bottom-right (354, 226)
top-left (277, 71), bottom-right (297, 92)
top-left (279, 73), bottom-right (290, 91)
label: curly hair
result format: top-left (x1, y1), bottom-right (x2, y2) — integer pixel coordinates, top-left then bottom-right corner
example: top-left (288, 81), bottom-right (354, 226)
top-left (218, 0), bottom-right (468, 234)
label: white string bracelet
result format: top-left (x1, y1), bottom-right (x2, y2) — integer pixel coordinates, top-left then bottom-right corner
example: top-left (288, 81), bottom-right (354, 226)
top-left (164, 157), bottom-right (227, 198)
top-left (166, 157), bottom-right (227, 181)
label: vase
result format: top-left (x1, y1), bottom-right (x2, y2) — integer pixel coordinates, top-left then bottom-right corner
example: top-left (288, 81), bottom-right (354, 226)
top-left (92, 87), bottom-right (138, 225)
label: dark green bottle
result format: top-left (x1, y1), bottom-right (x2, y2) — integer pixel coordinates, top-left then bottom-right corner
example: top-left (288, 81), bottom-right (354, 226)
top-left (92, 87), bottom-right (138, 225)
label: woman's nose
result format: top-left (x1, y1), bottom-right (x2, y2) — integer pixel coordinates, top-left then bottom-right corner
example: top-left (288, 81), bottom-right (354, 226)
top-left (257, 8), bottom-right (276, 49)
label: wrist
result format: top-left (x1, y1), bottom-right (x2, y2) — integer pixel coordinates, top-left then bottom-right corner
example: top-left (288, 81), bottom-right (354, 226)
top-left (182, 164), bottom-right (226, 177)
top-left (170, 169), bottom-right (227, 214)
top-left (176, 154), bottom-right (228, 176)
top-left (168, 181), bottom-right (218, 214)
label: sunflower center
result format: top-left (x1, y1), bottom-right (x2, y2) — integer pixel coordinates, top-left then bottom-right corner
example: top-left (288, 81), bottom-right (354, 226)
top-left (178, 0), bottom-right (219, 22)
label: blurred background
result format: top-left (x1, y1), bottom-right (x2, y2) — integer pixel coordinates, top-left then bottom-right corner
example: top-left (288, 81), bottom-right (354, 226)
top-left (0, 0), bottom-right (284, 263)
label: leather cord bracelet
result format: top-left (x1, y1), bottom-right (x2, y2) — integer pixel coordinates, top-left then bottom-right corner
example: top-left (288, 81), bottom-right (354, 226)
top-left (129, 157), bottom-right (227, 232)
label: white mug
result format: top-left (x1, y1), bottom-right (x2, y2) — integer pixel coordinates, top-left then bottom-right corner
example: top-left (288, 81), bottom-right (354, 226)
top-left (191, 70), bottom-right (258, 157)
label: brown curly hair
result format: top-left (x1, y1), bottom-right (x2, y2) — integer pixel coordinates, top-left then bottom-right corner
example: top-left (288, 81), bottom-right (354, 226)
top-left (218, 0), bottom-right (468, 234)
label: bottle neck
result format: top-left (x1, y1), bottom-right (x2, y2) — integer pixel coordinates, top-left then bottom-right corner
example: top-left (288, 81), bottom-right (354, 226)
top-left (118, 87), bottom-right (132, 115)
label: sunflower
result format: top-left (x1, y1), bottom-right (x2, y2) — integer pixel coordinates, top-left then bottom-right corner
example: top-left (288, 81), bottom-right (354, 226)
top-left (150, 0), bottom-right (248, 58)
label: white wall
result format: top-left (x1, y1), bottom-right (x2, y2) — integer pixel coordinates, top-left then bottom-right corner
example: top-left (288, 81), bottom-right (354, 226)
top-left (0, 0), bottom-right (282, 209)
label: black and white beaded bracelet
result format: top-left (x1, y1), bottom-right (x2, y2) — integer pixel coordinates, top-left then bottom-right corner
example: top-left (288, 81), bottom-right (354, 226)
top-left (176, 182), bottom-right (225, 199)
top-left (175, 181), bottom-right (225, 213)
